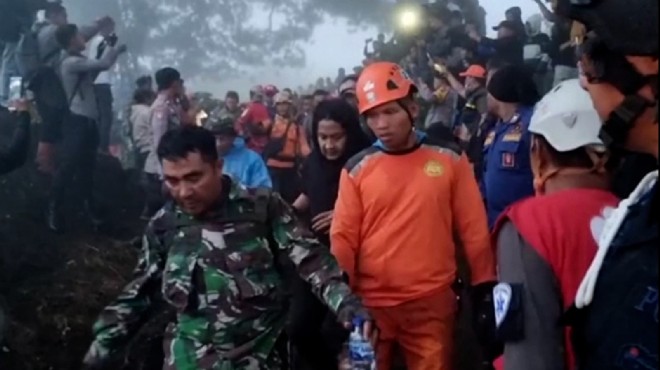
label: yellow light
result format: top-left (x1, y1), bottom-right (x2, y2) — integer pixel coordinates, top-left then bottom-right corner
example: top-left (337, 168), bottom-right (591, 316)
top-left (399, 9), bottom-right (420, 30)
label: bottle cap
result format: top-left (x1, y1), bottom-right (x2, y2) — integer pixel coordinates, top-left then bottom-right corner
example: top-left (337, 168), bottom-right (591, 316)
top-left (352, 316), bottom-right (365, 328)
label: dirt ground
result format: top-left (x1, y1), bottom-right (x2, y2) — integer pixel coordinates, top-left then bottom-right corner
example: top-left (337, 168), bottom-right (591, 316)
top-left (0, 120), bottom-right (487, 370)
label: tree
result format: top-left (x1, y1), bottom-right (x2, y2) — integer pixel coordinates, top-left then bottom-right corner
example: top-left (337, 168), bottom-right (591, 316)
top-left (65, 0), bottom-right (393, 80)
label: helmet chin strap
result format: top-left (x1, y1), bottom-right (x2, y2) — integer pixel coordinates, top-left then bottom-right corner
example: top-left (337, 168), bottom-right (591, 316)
top-left (600, 94), bottom-right (653, 148)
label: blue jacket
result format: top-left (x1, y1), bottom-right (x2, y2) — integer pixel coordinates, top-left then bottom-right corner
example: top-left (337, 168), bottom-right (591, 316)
top-left (481, 106), bottom-right (535, 228)
top-left (222, 137), bottom-right (272, 189)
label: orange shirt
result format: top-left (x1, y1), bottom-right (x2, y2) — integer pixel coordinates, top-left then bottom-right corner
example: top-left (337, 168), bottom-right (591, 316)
top-left (330, 142), bottom-right (495, 307)
top-left (266, 115), bottom-right (311, 169)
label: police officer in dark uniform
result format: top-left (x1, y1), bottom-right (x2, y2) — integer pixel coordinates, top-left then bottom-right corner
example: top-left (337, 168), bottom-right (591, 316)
top-left (480, 64), bottom-right (540, 228)
top-left (558, 0), bottom-right (659, 368)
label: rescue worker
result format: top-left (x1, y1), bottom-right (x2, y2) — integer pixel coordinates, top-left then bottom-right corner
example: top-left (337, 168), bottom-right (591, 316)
top-left (263, 91), bottom-right (310, 203)
top-left (205, 115), bottom-right (272, 189)
top-left (142, 67), bottom-right (184, 219)
top-left (235, 85), bottom-right (272, 155)
top-left (82, 125), bottom-right (373, 370)
top-left (491, 79), bottom-right (620, 370)
top-left (555, 0), bottom-right (659, 368)
top-left (331, 62), bottom-right (496, 370)
top-left (481, 64), bottom-right (539, 228)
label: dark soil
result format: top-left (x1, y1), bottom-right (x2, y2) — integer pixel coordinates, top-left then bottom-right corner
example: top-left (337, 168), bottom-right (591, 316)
top-left (0, 118), bottom-right (148, 370)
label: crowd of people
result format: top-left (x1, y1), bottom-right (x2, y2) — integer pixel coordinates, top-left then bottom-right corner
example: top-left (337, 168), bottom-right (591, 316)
top-left (0, 0), bottom-right (658, 370)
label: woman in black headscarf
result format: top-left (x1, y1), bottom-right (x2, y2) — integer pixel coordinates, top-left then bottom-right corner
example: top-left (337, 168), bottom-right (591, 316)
top-left (292, 98), bottom-right (371, 244)
top-left (288, 98), bottom-right (371, 370)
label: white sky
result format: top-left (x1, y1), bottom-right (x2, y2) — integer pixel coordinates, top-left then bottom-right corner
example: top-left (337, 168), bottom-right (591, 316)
top-left (204, 0), bottom-right (541, 98)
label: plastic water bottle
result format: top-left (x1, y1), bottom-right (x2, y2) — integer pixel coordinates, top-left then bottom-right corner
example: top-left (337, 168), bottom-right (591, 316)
top-left (348, 317), bottom-right (376, 370)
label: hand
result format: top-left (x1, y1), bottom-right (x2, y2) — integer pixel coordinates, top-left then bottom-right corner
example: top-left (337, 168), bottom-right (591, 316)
top-left (337, 295), bottom-right (379, 347)
top-left (96, 16), bottom-right (115, 31)
top-left (311, 211), bottom-right (333, 233)
top-left (9, 98), bottom-right (30, 112)
top-left (117, 44), bottom-right (128, 54)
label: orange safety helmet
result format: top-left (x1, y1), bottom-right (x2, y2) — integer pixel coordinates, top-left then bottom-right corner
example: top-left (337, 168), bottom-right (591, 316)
top-left (356, 62), bottom-right (417, 115)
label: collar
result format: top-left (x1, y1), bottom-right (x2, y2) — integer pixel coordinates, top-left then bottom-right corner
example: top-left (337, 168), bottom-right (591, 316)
top-left (373, 130), bottom-right (426, 153)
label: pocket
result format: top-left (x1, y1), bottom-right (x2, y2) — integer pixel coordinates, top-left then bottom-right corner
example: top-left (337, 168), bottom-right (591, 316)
top-left (162, 252), bottom-right (198, 313)
top-left (224, 247), bottom-right (279, 301)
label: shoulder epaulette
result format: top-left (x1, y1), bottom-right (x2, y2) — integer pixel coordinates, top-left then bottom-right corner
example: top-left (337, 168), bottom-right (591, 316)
top-left (344, 146), bottom-right (380, 176)
top-left (420, 137), bottom-right (463, 160)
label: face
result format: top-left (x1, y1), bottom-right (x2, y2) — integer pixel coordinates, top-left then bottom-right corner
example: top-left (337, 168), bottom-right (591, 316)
top-left (342, 92), bottom-right (358, 109)
top-left (465, 76), bottom-right (481, 93)
top-left (71, 31), bottom-right (87, 52)
top-left (580, 56), bottom-right (659, 154)
top-left (498, 27), bottom-right (515, 39)
top-left (215, 135), bottom-right (235, 157)
top-left (276, 102), bottom-right (290, 116)
top-left (225, 97), bottom-right (238, 110)
top-left (171, 80), bottom-right (184, 97)
top-left (162, 152), bottom-right (223, 216)
top-left (364, 100), bottom-right (417, 150)
top-left (302, 98), bottom-right (313, 113)
top-left (486, 93), bottom-right (499, 114)
top-left (317, 119), bottom-right (348, 160)
top-left (313, 94), bottom-right (325, 107)
top-left (265, 95), bottom-right (275, 105)
top-left (52, 10), bottom-right (68, 26)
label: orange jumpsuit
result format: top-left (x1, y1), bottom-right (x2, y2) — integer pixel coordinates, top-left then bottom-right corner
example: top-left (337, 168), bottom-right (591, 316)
top-left (331, 141), bottom-right (495, 370)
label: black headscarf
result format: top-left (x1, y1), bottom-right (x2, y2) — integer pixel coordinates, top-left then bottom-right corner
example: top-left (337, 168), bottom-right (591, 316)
top-left (302, 99), bottom-right (371, 220)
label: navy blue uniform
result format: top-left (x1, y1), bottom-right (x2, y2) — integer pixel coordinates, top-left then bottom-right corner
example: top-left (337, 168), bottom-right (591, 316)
top-left (571, 174), bottom-right (658, 370)
top-left (480, 106), bottom-right (535, 228)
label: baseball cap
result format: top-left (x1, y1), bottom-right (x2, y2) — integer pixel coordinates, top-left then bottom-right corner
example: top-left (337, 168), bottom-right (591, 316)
top-left (492, 20), bottom-right (517, 32)
top-left (530, 79), bottom-right (604, 152)
top-left (459, 65), bottom-right (486, 79)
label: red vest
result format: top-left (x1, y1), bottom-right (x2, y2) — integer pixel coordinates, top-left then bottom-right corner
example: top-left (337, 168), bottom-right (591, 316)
top-left (492, 188), bottom-right (619, 370)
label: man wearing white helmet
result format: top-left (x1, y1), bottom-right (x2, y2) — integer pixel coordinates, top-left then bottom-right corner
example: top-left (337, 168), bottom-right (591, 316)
top-left (490, 79), bottom-right (619, 370)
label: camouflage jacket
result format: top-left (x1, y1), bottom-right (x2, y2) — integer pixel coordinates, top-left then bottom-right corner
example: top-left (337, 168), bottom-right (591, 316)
top-left (89, 178), bottom-right (354, 369)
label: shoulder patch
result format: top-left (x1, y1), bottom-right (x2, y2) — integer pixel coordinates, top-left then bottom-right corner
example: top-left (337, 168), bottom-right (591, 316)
top-left (344, 146), bottom-right (381, 177)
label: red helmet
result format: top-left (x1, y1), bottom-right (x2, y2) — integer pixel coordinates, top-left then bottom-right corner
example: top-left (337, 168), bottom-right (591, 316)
top-left (263, 84), bottom-right (279, 97)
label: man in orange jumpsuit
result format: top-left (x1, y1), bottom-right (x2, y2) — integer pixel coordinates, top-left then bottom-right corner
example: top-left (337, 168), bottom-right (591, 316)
top-left (330, 61), bottom-right (496, 370)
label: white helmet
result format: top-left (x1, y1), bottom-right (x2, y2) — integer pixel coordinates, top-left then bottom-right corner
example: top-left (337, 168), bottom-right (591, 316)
top-left (530, 79), bottom-right (605, 152)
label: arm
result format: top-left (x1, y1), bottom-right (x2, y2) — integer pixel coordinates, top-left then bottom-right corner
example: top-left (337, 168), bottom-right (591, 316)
top-left (416, 80), bottom-right (437, 103)
top-left (446, 72), bottom-right (467, 99)
top-left (452, 153), bottom-right (495, 285)
top-left (246, 155), bottom-right (273, 188)
top-left (65, 47), bottom-right (122, 74)
top-left (297, 126), bottom-right (311, 158)
top-left (0, 112), bottom-right (31, 175)
top-left (86, 225), bottom-right (166, 360)
top-left (269, 193), bottom-right (354, 314)
top-left (533, 0), bottom-right (559, 23)
top-left (496, 221), bottom-right (566, 370)
top-left (79, 21), bottom-right (102, 42)
top-left (329, 169), bottom-right (363, 285)
top-left (292, 193), bottom-right (310, 213)
top-left (150, 106), bottom-right (169, 150)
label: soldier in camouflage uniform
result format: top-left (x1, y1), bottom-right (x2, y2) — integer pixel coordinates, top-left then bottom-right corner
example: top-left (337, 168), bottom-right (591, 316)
top-left (83, 125), bottom-right (372, 370)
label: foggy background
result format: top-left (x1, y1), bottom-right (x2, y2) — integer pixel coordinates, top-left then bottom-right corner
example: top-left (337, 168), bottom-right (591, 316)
top-left (62, 0), bottom-right (540, 99)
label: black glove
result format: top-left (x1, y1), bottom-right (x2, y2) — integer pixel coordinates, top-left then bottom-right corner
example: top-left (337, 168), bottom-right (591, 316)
top-left (471, 281), bottom-right (503, 362)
